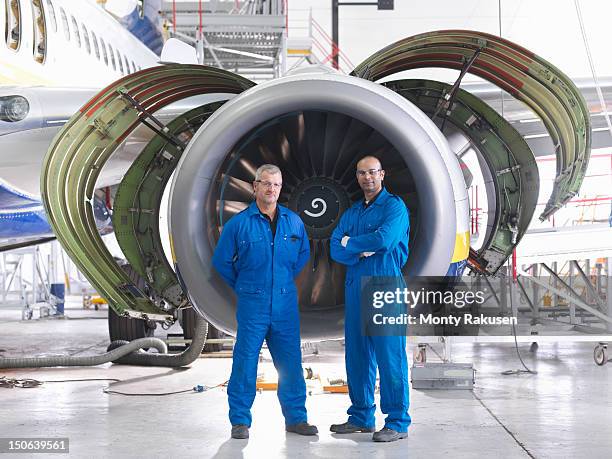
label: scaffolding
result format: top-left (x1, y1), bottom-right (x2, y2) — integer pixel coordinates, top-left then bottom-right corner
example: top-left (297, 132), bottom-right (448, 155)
top-left (160, 0), bottom-right (288, 81)
top-left (0, 244), bottom-right (62, 319)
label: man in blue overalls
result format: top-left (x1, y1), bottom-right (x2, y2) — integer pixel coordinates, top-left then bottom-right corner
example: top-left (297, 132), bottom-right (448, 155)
top-left (330, 156), bottom-right (411, 442)
top-left (212, 164), bottom-right (318, 439)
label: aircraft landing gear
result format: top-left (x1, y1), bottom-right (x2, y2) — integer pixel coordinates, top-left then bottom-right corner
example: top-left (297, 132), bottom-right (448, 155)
top-left (179, 308), bottom-right (224, 353)
top-left (108, 307), bottom-right (156, 342)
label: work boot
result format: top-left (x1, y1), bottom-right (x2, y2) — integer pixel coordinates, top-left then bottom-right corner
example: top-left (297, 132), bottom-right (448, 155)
top-left (372, 427), bottom-right (408, 442)
top-left (286, 422), bottom-right (319, 436)
top-left (231, 424), bottom-right (249, 439)
top-left (330, 421), bottom-right (375, 434)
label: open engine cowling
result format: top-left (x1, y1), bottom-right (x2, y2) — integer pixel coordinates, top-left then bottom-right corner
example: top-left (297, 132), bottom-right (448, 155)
top-left (40, 31), bottom-right (589, 342)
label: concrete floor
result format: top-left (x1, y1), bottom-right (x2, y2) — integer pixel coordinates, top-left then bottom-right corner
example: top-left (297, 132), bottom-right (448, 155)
top-left (1, 300), bottom-right (611, 459)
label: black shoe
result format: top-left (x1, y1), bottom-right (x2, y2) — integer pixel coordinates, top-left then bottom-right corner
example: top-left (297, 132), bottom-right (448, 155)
top-left (231, 424), bottom-right (249, 439)
top-left (330, 421), bottom-right (375, 434)
top-left (286, 422), bottom-right (319, 436)
top-left (372, 427), bottom-right (408, 442)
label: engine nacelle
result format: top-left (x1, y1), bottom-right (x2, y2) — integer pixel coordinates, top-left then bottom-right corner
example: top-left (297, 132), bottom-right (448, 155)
top-left (169, 73), bottom-right (468, 340)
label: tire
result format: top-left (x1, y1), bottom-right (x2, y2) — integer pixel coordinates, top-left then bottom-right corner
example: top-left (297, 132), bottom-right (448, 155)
top-left (108, 307), bottom-right (155, 342)
top-left (108, 263), bottom-right (156, 342)
top-left (414, 346), bottom-right (426, 364)
top-left (594, 344), bottom-right (608, 366)
top-left (181, 308), bottom-right (222, 352)
top-left (204, 325), bottom-right (224, 353)
top-left (180, 307), bottom-right (198, 340)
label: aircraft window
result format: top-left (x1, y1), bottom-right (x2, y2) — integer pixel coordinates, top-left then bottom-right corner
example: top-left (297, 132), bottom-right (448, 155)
top-left (59, 7), bottom-right (68, 40)
top-left (108, 44), bottom-right (116, 70)
top-left (123, 55), bottom-right (130, 74)
top-left (81, 24), bottom-right (90, 54)
top-left (4, 0), bottom-right (22, 50)
top-left (70, 16), bottom-right (80, 47)
top-left (31, 0), bottom-right (47, 64)
top-left (91, 30), bottom-right (99, 60)
top-left (100, 37), bottom-right (108, 65)
top-left (117, 51), bottom-right (124, 74)
top-left (45, 0), bottom-right (57, 32)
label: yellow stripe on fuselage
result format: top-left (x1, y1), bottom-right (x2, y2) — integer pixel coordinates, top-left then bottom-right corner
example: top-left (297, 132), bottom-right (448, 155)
top-left (452, 231), bottom-right (470, 262)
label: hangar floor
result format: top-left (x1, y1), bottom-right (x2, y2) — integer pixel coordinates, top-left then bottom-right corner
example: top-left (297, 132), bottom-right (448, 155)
top-left (1, 299), bottom-right (611, 458)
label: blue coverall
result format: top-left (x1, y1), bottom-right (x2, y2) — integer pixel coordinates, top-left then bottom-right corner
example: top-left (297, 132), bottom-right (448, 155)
top-left (330, 187), bottom-right (412, 432)
top-left (212, 201), bottom-right (311, 427)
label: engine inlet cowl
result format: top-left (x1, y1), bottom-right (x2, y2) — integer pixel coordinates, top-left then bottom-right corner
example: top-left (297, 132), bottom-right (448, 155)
top-left (170, 73), bottom-right (465, 340)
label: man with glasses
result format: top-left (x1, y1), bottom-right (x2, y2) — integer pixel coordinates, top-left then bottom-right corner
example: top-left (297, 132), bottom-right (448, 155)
top-left (212, 164), bottom-right (318, 439)
top-left (330, 156), bottom-right (411, 442)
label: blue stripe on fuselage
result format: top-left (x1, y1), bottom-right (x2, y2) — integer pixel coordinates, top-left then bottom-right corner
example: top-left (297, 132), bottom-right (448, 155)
top-left (0, 180), bottom-right (113, 240)
top-left (0, 181), bottom-right (52, 238)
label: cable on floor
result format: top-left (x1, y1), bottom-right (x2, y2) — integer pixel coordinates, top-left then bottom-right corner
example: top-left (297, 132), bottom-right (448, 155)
top-left (501, 320), bottom-right (538, 375)
top-left (0, 376), bottom-right (43, 388)
top-left (44, 378), bottom-right (121, 383)
top-left (0, 377), bottom-right (121, 388)
top-left (102, 380), bottom-right (229, 396)
top-left (0, 375), bottom-right (229, 396)
top-left (500, 270), bottom-right (537, 376)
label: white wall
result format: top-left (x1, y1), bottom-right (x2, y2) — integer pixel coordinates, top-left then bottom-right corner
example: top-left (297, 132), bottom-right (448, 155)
top-left (288, 0), bottom-right (611, 81)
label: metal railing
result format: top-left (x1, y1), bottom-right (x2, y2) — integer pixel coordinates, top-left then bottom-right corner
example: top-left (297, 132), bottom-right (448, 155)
top-left (286, 9), bottom-right (355, 74)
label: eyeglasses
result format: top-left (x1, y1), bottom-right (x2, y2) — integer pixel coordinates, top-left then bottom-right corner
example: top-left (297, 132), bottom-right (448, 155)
top-left (356, 169), bottom-right (382, 177)
top-left (255, 180), bottom-right (282, 189)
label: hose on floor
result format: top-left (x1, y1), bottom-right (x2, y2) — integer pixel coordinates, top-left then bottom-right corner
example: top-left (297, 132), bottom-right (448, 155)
top-left (108, 314), bottom-right (208, 367)
top-left (0, 314), bottom-right (208, 369)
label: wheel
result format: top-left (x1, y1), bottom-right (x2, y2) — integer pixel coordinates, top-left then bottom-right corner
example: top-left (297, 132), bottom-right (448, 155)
top-left (108, 307), bottom-right (155, 342)
top-left (204, 325), bottom-right (224, 353)
top-left (413, 345), bottom-right (426, 364)
top-left (594, 344), bottom-right (608, 366)
top-left (180, 308), bottom-right (222, 352)
top-left (107, 263), bottom-right (157, 342)
top-left (179, 307), bottom-right (197, 340)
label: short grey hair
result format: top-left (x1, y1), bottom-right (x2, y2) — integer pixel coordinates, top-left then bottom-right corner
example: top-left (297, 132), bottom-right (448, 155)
top-left (255, 164), bottom-right (282, 181)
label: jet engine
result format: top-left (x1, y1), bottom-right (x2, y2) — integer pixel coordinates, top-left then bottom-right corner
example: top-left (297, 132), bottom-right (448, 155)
top-left (40, 31), bottom-right (590, 342)
top-left (169, 73), bottom-right (467, 339)
top-left (170, 74), bottom-right (468, 338)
